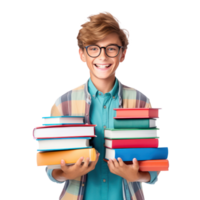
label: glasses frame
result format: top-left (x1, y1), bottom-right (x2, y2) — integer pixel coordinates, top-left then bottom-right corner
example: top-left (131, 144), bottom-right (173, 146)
top-left (84, 44), bottom-right (124, 58)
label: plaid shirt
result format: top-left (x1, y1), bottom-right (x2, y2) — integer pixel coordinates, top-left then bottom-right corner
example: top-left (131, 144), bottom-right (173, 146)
top-left (50, 78), bottom-right (157, 200)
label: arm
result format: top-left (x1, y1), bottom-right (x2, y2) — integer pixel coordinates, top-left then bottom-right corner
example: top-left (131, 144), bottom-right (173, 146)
top-left (137, 171), bottom-right (151, 183)
top-left (52, 168), bottom-right (67, 182)
top-left (138, 171), bottom-right (161, 183)
top-left (43, 167), bottom-right (65, 185)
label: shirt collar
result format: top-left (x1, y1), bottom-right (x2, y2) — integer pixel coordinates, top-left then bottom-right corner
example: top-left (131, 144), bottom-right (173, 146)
top-left (88, 78), bottom-right (119, 98)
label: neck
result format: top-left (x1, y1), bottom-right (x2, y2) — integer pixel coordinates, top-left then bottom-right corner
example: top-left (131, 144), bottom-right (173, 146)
top-left (90, 73), bottom-right (116, 94)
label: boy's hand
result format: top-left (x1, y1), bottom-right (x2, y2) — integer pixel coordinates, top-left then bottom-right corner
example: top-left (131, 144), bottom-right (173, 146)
top-left (107, 157), bottom-right (150, 183)
top-left (59, 152), bottom-right (100, 180)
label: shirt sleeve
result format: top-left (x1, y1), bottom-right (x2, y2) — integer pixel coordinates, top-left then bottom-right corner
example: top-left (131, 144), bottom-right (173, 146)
top-left (45, 167), bottom-right (65, 184)
top-left (145, 98), bottom-right (152, 108)
top-left (144, 171), bottom-right (158, 185)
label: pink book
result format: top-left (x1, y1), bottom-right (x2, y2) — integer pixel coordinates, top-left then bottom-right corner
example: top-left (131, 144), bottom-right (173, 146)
top-left (114, 108), bottom-right (160, 118)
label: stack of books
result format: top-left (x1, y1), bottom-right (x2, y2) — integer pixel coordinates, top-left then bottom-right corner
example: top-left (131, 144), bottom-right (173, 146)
top-left (33, 116), bottom-right (97, 169)
top-left (104, 108), bottom-right (169, 171)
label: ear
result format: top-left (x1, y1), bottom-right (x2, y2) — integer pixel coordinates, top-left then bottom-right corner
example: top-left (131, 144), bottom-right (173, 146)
top-left (120, 49), bottom-right (127, 62)
top-left (79, 48), bottom-right (86, 62)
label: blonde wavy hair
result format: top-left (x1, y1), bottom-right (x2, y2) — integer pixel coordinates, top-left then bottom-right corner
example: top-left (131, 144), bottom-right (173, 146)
top-left (77, 12), bottom-right (129, 50)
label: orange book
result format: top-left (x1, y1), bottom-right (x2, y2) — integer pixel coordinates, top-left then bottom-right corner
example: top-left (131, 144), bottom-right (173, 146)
top-left (103, 159), bottom-right (169, 171)
top-left (114, 108), bottom-right (160, 118)
top-left (37, 148), bottom-right (96, 166)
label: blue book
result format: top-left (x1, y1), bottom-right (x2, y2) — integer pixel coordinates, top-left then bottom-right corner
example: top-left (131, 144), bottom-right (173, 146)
top-left (37, 137), bottom-right (91, 151)
top-left (105, 147), bottom-right (168, 161)
top-left (42, 116), bottom-right (84, 125)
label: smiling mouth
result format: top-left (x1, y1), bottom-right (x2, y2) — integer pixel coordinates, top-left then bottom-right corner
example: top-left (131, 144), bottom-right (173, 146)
top-left (94, 64), bottom-right (112, 69)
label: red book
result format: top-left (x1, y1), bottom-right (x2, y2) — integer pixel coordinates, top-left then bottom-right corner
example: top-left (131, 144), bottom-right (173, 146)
top-left (114, 108), bottom-right (160, 119)
top-left (105, 138), bottom-right (158, 148)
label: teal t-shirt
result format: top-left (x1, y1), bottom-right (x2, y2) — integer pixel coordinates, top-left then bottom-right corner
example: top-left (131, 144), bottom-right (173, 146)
top-left (83, 78), bottom-right (123, 200)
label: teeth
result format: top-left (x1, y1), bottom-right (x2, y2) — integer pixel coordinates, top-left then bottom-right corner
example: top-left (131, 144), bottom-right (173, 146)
top-left (95, 64), bottom-right (111, 68)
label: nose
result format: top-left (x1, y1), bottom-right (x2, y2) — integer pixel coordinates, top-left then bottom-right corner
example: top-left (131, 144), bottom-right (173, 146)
top-left (98, 48), bottom-right (107, 60)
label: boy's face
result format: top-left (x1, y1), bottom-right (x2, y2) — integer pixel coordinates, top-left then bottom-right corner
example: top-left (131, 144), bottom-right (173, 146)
top-left (79, 33), bottom-right (127, 81)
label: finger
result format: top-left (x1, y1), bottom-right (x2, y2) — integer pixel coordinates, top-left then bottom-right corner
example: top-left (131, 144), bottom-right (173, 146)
top-left (107, 159), bottom-right (114, 167)
top-left (133, 158), bottom-right (139, 169)
top-left (83, 157), bottom-right (90, 168)
top-left (112, 158), bottom-right (117, 167)
top-left (75, 157), bottom-right (84, 168)
top-left (117, 158), bottom-right (124, 166)
top-left (60, 159), bottom-right (68, 172)
top-left (113, 159), bottom-right (120, 167)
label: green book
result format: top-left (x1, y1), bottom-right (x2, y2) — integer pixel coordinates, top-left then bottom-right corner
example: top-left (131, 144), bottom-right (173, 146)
top-left (114, 118), bottom-right (156, 129)
top-left (104, 128), bottom-right (158, 139)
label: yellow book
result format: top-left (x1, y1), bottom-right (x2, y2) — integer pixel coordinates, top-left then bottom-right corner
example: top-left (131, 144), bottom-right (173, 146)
top-left (34, 148), bottom-right (96, 168)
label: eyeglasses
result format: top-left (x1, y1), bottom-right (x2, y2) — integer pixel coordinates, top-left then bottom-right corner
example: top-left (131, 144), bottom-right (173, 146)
top-left (85, 44), bottom-right (124, 58)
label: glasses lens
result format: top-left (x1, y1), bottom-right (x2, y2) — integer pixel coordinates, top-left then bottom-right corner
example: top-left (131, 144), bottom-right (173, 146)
top-left (106, 45), bottom-right (119, 57)
top-left (86, 45), bottom-right (120, 57)
top-left (87, 46), bottom-right (100, 57)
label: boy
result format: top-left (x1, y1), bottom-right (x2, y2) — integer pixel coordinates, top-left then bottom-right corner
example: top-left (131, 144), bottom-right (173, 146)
top-left (46, 12), bottom-right (159, 200)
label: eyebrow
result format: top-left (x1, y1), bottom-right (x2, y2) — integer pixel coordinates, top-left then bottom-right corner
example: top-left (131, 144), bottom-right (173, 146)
top-left (95, 43), bottom-right (120, 46)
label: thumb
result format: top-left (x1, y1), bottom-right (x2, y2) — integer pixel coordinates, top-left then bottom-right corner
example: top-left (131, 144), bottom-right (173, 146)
top-left (60, 159), bottom-right (68, 171)
top-left (132, 158), bottom-right (139, 170)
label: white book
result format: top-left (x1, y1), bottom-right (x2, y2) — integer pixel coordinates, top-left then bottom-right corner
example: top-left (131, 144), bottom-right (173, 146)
top-left (33, 125), bottom-right (96, 139)
top-left (37, 137), bottom-right (91, 151)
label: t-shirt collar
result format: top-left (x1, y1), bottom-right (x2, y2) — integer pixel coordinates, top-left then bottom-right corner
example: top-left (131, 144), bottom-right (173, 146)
top-left (88, 78), bottom-right (119, 99)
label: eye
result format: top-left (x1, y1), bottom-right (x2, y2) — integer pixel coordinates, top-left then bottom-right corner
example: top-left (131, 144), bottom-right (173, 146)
top-left (88, 46), bottom-right (99, 51)
top-left (108, 48), bottom-right (116, 51)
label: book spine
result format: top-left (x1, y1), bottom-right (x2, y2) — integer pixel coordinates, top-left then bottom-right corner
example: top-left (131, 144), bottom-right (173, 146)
top-left (103, 159), bottom-right (169, 171)
top-left (37, 146), bottom-right (92, 152)
top-left (31, 126), bottom-right (36, 140)
top-left (37, 148), bottom-right (96, 166)
top-left (115, 109), bottom-right (159, 118)
top-left (114, 147), bottom-right (168, 161)
top-left (114, 119), bottom-right (150, 129)
top-left (43, 123), bottom-right (84, 126)
top-left (111, 139), bottom-right (158, 148)
top-left (42, 116), bottom-right (84, 118)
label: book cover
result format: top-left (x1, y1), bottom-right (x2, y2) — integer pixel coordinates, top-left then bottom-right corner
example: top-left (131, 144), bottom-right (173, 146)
top-left (103, 159), bottom-right (169, 171)
top-left (105, 138), bottom-right (159, 148)
top-left (37, 146), bottom-right (92, 152)
top-left (42, 116), bottom-right (84, 125)
top-left (43, 116), bottom-right (84, 118)
top-left (105, 147), bottom-right (168, 161)
top-left (104, 128), bottom-right (158, 139)
top-left (37, 137), bottom-right (92, 151)
top-left (114, 118), bottom-right (156, 129)
top-left (114, 108), bottom-right (160, 118)
top-left (33, 124), bottom-right (96, 139)
top-left (37, 148), bottom-right (96, 166)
